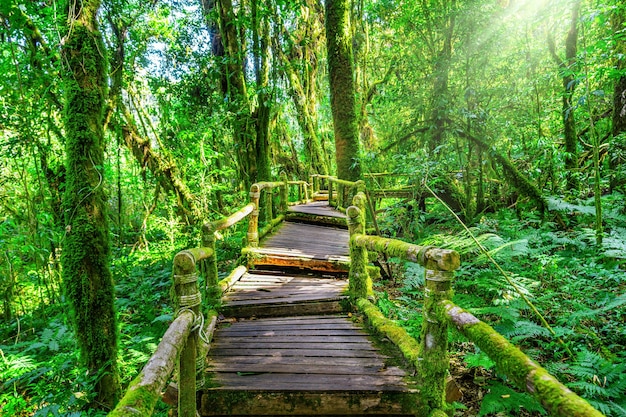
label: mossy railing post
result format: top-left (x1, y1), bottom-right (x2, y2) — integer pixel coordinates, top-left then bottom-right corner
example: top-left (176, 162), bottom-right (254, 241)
top-left (346, 192), bottom-right (371, 298)
top-left (420, 256), bottom-right (457, 414)
top-left (200, 224), bottom-right (219, 304)
top-left (280, 172), bottom-right (288, 213)
top-left (173, 251), bottom-right (201, 417)
top-left (312, 174), bottom-right (319, 195)
top-left (328, 179), bottom-right (335, 206)
top-left (248, 184), bottom-right (260, 247)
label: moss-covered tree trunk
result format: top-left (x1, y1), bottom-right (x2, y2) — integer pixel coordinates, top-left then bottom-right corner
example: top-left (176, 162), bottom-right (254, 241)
top-left (325, 0), bottom-right (361, 182)
top-left (252, 0), bottom-right (271, 187)
top-left (217, 0), bottom-right (257, 188)
top-left (276, 0), bottom-right (329, 176)
top-left (60, 0), bottom-right (121, 409)
top-left (611, 5), bottom-right (626, 192)
top-left (548, 0), bottom-right (581, 191)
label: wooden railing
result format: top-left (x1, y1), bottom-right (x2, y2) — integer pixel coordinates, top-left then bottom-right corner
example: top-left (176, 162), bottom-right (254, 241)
top-left (109, 248), bottom-right (213, 417)
top-left (345, 190), bottom-right (605, 417)
top-left (109, 178), bottom-right (309, 417)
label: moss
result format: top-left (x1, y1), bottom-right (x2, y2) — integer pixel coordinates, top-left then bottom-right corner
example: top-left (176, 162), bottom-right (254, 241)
top-left (418, 275), bottom-right (453, 414)
top-left (356, 298), bottom-right (421, 366)
top-left (108, 374), bottom-right (160, 417)
top-left (443, 302), bottom-right (604, 417)
top-left (349, 236), bottom-right (372, 298)
top-left (61, 10), bottom-right (120, 408)
top-left (428, 409), bottom-right (449, 417)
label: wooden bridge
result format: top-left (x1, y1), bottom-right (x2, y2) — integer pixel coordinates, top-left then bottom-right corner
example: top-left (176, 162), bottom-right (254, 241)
top-left (203, 202), bottom-right (418, 416)
top-left (110, 176), bottom-right (605, 417)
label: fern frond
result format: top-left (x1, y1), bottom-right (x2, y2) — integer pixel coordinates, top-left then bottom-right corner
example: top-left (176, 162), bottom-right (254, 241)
top-left (500, 320), bottom-right (552, 342)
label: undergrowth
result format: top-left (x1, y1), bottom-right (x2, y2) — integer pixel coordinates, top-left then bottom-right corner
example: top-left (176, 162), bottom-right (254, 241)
top-left (0, 243), bottom-right (178, 417)
top-left (374, 205), bottom-right (626, 416)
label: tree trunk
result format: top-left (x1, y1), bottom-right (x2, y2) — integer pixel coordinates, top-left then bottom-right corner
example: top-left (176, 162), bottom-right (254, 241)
top-left (60, 0), bottom-right (121, 408)
top-left (611, 5), bottom-right (626, 192)
top-left (458, 131), bottom-right (547, 213)
top-left (252, 0), bottom-right (272, 185)
top-left (548, 0), bottom-right (581, 191)
top-left (217, 0), bottom-right (257, 187)
top-left (428, 10), bottom-right (455, 152)
top-left (325, 0), bottom-right (361, 181)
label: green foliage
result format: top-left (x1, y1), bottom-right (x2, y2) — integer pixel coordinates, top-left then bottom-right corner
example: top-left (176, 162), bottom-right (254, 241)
top-left (478, 381), bottom-right (546, 416)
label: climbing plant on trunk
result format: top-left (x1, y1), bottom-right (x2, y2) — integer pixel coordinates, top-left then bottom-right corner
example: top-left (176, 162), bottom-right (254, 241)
top-left (325, 0), bottom-right (361, 182)
top-left (60, 0), bottom-right (121, 409)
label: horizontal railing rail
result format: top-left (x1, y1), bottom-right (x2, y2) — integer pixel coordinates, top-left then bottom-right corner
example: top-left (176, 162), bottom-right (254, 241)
top-left (345, 190), bottom-right (606, 417)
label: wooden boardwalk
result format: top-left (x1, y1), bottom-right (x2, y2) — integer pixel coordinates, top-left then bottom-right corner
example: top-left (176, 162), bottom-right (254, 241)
top-left (201, 202), bottom-right (419, 416)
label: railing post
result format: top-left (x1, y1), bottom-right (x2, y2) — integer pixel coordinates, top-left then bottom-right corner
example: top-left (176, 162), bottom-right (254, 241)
top-left (329, 180), bottom-right (334, 206)
top-left (248, 185), bottom-right (260, 247)
top-left (173, 251), bottom-right (201, 417)
top-left (346, 193), bottom-right (371, 299)
top-left (419, 266), bottom-right (454, 414)
top-left (280, 172), bottom-right (288, 213)
top-left (201, 224), bottom-right (219, 303)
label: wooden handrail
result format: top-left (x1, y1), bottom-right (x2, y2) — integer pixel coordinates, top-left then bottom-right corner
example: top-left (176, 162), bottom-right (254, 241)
top-left (110, 248), bottom-right (210, 417)
top-left (346, 188), bottom-right (605, 417)
top-left (108, 311), bottom-right (194, 417)
top-left (442, 301), bottom-right (605, 417)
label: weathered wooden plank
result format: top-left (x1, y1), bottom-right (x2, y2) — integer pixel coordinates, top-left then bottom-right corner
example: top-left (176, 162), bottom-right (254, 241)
top-left (221, 315), bottom-right (350, 324)
top-left (288, 201), bottom-right (347, 218)
top-left (200, 391), bottom-right (421, 416)
top-left (209, 355), bottom-right (386, 367)
top-left (215, 335), bottom-right (372, 344)
top-left (212, 340), bottom-right (373, 350)
top-left (208, 363), bottom-right (406, 377)
top-left (217, 328), bottom-right (369, 336)
top-left (210, 373), bottom-right (407, 391)
top-left (221, 300), bottom-right (346, 318)
top-left (210, 348), bottom-right (380, 358)
top-left (218, 323), bottom-right (359, 333)
top-left (224, 293), bottom-right (346, 306)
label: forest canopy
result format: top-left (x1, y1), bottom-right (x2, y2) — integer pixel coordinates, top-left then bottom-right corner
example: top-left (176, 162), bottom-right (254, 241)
top-left (1, 0), bottom-right (625, 415)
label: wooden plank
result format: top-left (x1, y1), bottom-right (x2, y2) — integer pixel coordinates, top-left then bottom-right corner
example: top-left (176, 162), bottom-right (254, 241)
top-left (218, 323), bottom-right (359, 332)
top-left (209, 355), bottom-right (387, 367)
top-left (217, 328), bottom-right (368, 336)
top-left (221, 300), bottom-right (346, 318)
top-left (288, 202), bottom-right (347, 218)
top-left (210, 348), bottom-right (379, 357)
top-left (213, 344), bottom-right (375, 353)
top-left (200, 391), bottom-right (421, 416)
top-left (208, 363), bottom-right (406, 377)
top-left (210, 373), bottom-right (407, 391)
top-left (224, 294), bottom-right (346, 306)
top-left (215, 334), bottom-right (372, 344)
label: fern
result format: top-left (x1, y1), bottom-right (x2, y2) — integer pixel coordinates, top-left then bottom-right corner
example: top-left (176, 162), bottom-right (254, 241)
top-left (498, 320), bottom-right (552, 343)
top-left (478, 381), bottom-right (546, 416)
top-left (558, 349), bottom-right (626, 416)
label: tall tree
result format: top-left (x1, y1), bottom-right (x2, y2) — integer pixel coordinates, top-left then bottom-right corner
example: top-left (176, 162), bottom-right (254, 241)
top-left (216, 0), bottom-right (257, 187)
top-left (548, 0), bottom-right (581, 191)
top-left (325, 0), bottom-right (361, 181)
top-left (274, 0), bottom-right (329, 176)
top-left (610, 2), bottom-right (626, 192)
top-left (60, 0), bottom-right (121, 409)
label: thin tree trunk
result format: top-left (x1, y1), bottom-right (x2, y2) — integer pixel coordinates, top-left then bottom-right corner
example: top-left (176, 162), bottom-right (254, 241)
top-left (60, 0), bottom-right (121, 408)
